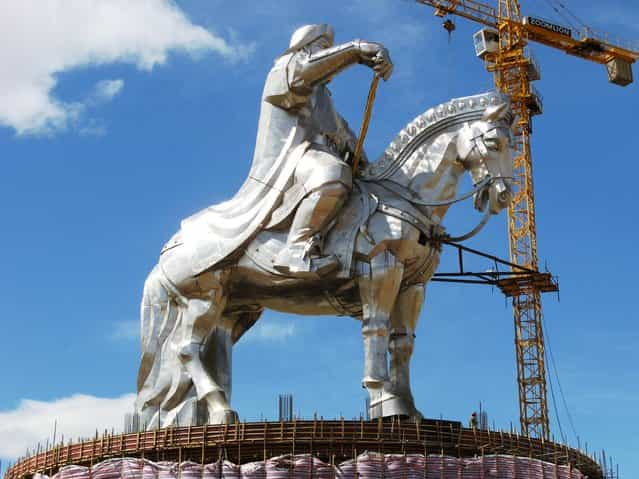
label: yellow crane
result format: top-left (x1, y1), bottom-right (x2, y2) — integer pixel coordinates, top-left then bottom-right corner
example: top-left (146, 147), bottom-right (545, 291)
top-left (414, 0), bottom-right (639, 439)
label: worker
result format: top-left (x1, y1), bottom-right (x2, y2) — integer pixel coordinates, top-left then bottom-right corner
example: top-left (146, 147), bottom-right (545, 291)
top-left (469, 412), bottom-right (478, 429)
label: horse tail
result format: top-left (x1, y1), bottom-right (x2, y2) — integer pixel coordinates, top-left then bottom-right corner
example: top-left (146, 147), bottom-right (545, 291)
top-left (135, 266), bottom-right (181, 422)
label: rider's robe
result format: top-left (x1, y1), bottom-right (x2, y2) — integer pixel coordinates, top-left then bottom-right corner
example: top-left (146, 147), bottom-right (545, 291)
top-left (179, 50), bottom-right (356, 275)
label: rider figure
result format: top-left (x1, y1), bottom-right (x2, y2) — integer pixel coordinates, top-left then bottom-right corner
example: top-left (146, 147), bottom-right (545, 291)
top-left (265, 24), bottom-right (394, 276)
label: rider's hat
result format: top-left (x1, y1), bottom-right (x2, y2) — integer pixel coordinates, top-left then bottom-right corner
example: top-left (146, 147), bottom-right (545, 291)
top-left (285, 24), bottom-right (334, 53)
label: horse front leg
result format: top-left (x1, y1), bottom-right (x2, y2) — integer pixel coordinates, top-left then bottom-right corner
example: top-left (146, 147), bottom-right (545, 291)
top-left (388, 283), bottom-right (425, 419)
top-left (359, 249), bottom-right (404, 418)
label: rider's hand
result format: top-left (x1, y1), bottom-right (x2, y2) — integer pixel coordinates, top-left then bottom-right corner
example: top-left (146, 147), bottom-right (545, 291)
top-left (344, 138), bottom-right (368, 168)
top-left (356, 153), bottom-right (369, 175)
top-left (372, 48), bottom-right (393, 80)
top-left (357, 41), bottom-right (394, 81)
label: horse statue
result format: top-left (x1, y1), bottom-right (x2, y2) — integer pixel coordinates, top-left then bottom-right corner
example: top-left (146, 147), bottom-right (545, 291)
top-left (135, 92), bottom-right (514, 428)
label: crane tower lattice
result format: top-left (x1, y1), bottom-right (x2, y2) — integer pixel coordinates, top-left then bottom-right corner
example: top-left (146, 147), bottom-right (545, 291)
top-left (415, 0), bottom-right (639, 439)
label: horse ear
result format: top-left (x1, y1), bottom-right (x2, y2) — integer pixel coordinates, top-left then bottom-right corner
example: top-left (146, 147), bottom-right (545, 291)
top-left (482, 102), bottom-right (510, 122)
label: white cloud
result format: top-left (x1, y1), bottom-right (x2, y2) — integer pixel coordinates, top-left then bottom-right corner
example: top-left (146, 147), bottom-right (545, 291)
top-left (79, 118), bottom-right (107, 137)
top-left (346, 0), bottom-right (431, 84)
top-left (0, 394), bottom-right (135, 459)
top-left (0, 0), bottom-right (254, 136)
top-left (49, 79), bottom-right (126, 136)
top-left (92, 79), bottom-right (125, 103)
top-left (348, 0), bottom-right (429, 44)
top-left (241, 319), bottom-right (298, 343)
top-left (110, 320), bottom-right (139, 341)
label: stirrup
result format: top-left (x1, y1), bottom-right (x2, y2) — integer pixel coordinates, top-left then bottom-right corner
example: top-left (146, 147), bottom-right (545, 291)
top-left (273, 248), bottom-right (341, 278)
top-left (310, 253), bottom-right (341, 277)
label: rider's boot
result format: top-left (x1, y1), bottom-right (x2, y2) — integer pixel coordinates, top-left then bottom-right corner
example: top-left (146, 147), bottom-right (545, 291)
top-left (273, 183), bottom-right (348, 277)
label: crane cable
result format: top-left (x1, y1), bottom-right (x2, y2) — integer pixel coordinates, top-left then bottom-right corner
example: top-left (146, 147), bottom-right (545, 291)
top-left (545, 351), bottom-right (567, 444)
top-left (543, 0), bottom-right (593, 39)
top-left (540, 0), bottom-right (578, 30)
top-left (551, 1), bottom-right (589, 29)
top-left (542, 314), bottom-right (580, 444)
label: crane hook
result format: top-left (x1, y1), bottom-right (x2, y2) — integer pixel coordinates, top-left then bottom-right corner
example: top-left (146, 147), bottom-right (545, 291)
top-left (443, 18), bottom-right (456, 39)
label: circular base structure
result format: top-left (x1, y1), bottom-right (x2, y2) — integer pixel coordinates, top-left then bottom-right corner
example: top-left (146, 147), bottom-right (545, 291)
top-left (5, 418), bottom-right (602, 479)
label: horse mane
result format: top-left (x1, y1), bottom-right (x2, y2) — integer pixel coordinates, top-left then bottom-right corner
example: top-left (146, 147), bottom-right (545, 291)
top-left (361, 91), bottom-right (510, 182)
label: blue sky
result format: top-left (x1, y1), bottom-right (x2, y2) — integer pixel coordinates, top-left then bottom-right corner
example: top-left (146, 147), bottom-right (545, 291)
top-left (0, 0), bottom-right (637, 476)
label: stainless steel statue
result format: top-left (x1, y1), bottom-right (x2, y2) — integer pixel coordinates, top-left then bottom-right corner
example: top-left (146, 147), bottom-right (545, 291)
top-left (135, 24), bottom-right (514, 428)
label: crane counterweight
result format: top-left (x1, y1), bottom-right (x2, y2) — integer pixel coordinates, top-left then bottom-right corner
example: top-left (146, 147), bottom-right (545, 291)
top-left (607, 58), bottom-right (633, 86)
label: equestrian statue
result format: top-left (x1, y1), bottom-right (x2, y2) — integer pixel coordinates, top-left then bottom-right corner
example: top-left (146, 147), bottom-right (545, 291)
top-left (135, 24), bottom-right (515, 428)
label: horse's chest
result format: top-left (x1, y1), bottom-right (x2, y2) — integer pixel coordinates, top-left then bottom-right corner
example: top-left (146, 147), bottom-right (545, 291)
top-left (357, 213), bottom-right (421, 260)
top-left (403, 244), bottom-right (440, 286)
top-left (358, 213), bottom-right (441, 285)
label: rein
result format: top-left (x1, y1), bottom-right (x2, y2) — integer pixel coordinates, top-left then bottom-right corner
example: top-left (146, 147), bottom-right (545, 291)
top-left (374, 175), bottom-right (504, 244)
top-left (414, 176), bottom-right (496, 243)
top-left (395, 175), bottom-right (492, 207)
top-left (441, 206), bottom-right (491, 242)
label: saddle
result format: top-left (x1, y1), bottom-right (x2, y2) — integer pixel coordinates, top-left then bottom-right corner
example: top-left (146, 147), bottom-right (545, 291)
top-left (245, 180), bottom-right (442, 279)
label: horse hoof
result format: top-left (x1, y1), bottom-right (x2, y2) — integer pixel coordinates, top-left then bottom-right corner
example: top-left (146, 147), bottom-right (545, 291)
top-left (377, 396), bottom-right (416, 418)
top-left (209, 409), bottom-right (238, 424)
top-left (362, 376), bottom-right (385, 389)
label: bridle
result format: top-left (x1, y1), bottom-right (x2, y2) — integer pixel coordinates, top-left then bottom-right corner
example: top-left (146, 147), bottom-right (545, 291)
top-left (401, 123), bottom-right (512, 243)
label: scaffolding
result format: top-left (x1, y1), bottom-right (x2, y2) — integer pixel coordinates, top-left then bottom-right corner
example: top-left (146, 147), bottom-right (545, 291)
top-left (5, 419), bottom-right (603, 479)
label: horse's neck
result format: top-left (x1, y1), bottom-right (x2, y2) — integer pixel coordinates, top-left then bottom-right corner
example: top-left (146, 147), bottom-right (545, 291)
top-left (384, 132), bottom-right (463, 218)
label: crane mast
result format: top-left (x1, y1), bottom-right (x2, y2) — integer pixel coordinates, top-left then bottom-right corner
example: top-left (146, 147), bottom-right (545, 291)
top-left (494, 0), bottom-right (549, 441)
top-left (415, 0), bottom-right (638, 439)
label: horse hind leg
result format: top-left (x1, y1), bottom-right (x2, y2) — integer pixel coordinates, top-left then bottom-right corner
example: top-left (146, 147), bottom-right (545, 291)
top-left (201, 307), bottom-right (263, 420)
top-left (137, 266), bottom-right (202, 429)
top-left (170, 271), bottom-right (240, 424)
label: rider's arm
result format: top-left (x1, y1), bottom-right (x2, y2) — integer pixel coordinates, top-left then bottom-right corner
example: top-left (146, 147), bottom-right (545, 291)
top-left (287, 40), bottom-right (393, 95)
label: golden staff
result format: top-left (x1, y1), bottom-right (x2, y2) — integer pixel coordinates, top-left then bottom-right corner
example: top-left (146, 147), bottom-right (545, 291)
top-left (351, 74), bottom-right (380, 175)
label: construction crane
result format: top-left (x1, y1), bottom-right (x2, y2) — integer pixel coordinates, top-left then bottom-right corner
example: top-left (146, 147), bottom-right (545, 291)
top-left (414, 0), bottom-right (639, 440)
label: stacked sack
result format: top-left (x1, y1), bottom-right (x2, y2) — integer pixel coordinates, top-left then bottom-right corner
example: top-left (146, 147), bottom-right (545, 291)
top-left (40, 453), bottom-right (584, 479)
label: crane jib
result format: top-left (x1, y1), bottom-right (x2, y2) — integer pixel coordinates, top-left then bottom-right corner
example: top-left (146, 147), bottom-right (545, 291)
top-left (524, 16), bottom-right (572, 38)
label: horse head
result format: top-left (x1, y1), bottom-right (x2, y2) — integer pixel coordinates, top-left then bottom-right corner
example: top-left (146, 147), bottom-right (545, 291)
top-left (455, 101), bottom-right (514, 214)
top-left (363, 92), bottom-right (515, 220)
